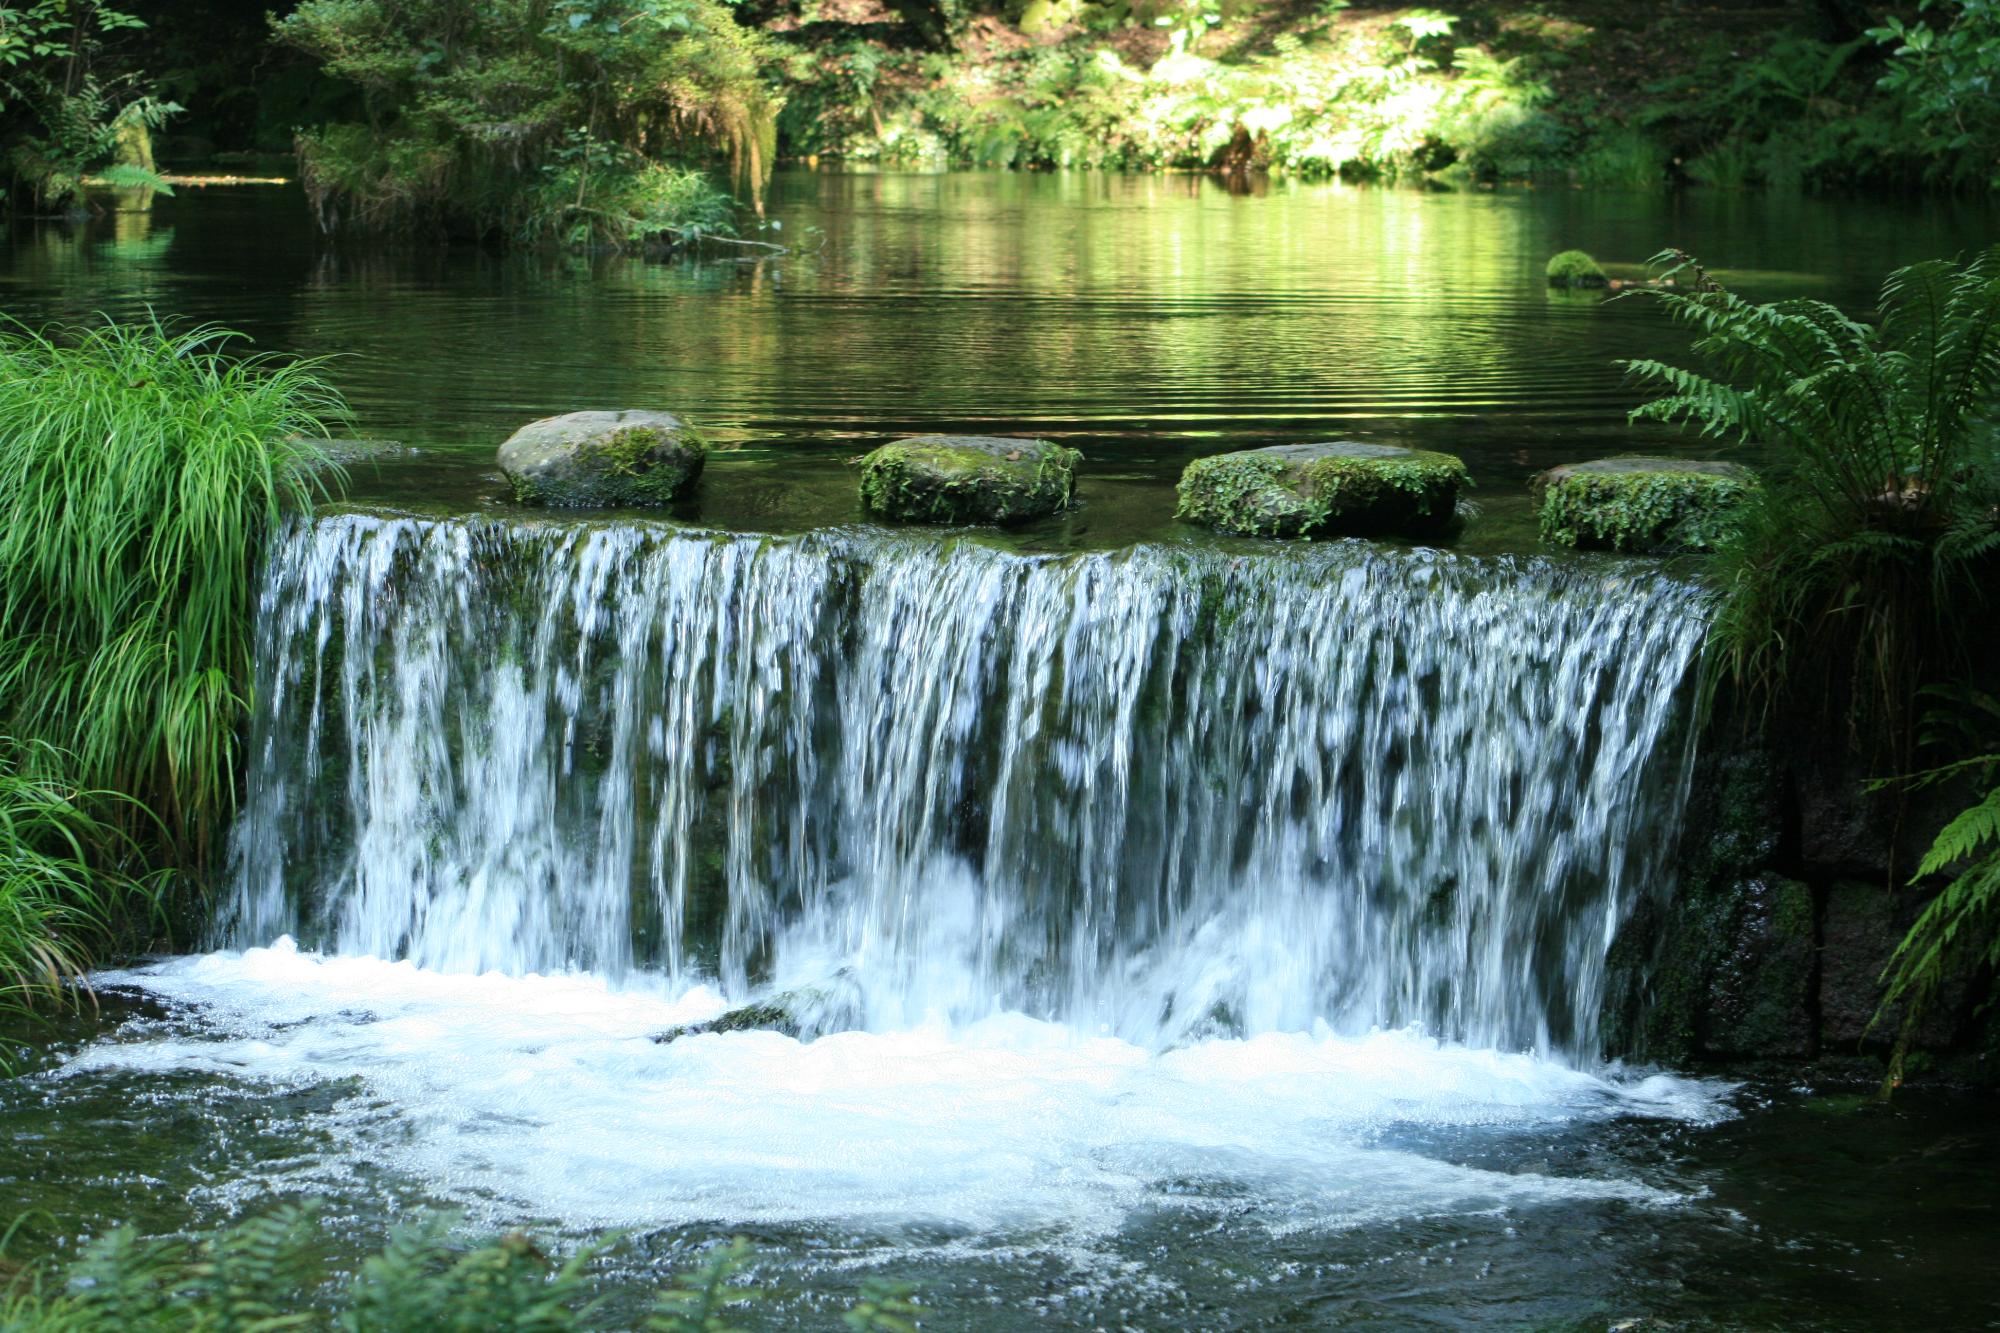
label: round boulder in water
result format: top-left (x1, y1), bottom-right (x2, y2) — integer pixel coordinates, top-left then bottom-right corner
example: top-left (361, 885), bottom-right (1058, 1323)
top-left (858, 435), bottom-right (1081, 525)
top-left (1534, 456), bottom-right (1758, 554)
top-left (1175, 442), bottom-right (1467, 539)
top-left (498, 410), bottom-right (705, 507)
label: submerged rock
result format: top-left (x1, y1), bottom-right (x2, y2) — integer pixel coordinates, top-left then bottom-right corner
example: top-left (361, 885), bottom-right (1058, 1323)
top-left (1534, 456), bottom-right (1758, 554)
top-left (857, 435), bottom-right (1080, 525)
top-left (652, 976), bottom-right (865, 1044)
top-left (1174, 442), bottom-right (1467, 539)
top-left (1546, 249), bottom-right (1607, 288)
top-left (498, 410), bottom-right (705, 507)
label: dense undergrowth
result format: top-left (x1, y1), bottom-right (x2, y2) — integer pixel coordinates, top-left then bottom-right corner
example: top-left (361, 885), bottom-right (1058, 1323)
top-left (1625, 246), bottom-right (2000, 1079)
top-left (0, 1204), bottom-right (920, 1331)
top-left (61, 0), bottom-right (2000, 244)
top-left (0, 319), bottom-right (341, 1004)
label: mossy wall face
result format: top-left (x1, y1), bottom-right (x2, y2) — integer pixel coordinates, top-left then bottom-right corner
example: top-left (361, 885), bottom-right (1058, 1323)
top-left (1602, 730), bottom-right (1999, 1083)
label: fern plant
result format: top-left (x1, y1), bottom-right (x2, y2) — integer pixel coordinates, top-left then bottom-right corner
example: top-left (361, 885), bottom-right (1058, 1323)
top-left (1621, 247), bottom-right (2000, 762)
top-left (1869, 689), bottom-right (2000, 1094)
top-left (0, 1209), bottom-right (922, 1331)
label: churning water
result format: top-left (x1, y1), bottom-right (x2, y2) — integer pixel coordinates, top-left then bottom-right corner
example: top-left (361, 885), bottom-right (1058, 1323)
top-left (64, 512), bottom-right (1729, 1276)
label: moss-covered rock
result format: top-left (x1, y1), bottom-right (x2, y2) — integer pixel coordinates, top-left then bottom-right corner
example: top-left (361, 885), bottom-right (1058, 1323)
top-left (857, 434), bottom-right (1080, 525)
top-left (1175, 442), bottom-right (1466, 539)
top-left (498, 410), bottom-right (705, 507)
top-left (1545, 249), bottom-right (1607, 288)
top-left (1534, 456), bottom-right (1757, 554)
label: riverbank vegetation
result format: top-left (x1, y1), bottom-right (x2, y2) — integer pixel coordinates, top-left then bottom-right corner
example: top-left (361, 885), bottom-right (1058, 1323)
top-left (1626, 245), bottom-right (2000, 1083)
top-left (36, 0), bottom-right (1999, 243)
top-left (0, 319), bottom-right (341, 1002)
top-left (0, 0), bottom-right (176, 212)
top-left (0, 1205), bottom-right (919, 1331)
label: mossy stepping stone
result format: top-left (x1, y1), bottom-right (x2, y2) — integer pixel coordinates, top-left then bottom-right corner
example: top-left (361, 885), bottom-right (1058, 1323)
top-left (858, 435), bottom-right (1080, 525)
top-left (1533, 456), bottom-right (1758, 554)
top-left (498, 410), bottom-right (706, 507)
top-left (1546, 249), bottom-right (1607, 288)
top-left (1175, 442), bottom-right (1467, 539)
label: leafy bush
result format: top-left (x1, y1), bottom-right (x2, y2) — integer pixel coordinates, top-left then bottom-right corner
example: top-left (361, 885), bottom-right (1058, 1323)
top-left (1872, 0), bottom-right (2000, 189)
top-left (1622, 247), bottom-right (2000, 760)
top-left (0, 318), bottom-right (344, 872)
top-left (277, 0), bottom-right (773, 248)
top-left (0, 1), bottom-right (176, 211)
top-left (783, 10), bottom-right (1563, 179)
top-left (0, 1205), bottom-right (921, 1332)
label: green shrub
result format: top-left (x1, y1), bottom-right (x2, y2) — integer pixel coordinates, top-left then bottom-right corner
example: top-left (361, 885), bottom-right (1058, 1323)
top-left (276, 0), bottom-right (774, 248)
top-left (0, 3), bottom-right (176, 213)
top-left (0, 318), bottom-right (344, 873)
top-left (1872, 0), bottom-right (2000, 190)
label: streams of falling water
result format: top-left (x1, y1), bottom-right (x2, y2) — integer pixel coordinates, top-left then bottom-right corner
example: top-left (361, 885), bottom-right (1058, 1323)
top-left (227, 513), bottom-right (1707, 1058)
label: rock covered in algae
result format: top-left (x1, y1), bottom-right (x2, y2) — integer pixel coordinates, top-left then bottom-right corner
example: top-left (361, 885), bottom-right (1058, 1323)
top-left (498, 410), bottom-right (705, 507)
top-left (1174, 441), bottom-right (1467, 539)
top-left (1545, 249), bottom-right (1607, 288)
top-left (857, 434), bottom-right (1081, 525)
top-left (1533, 456), bottom-right (1758, 554)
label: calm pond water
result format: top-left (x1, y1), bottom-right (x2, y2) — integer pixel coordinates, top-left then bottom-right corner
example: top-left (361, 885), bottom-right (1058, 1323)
top-left (4, 173), bottom-right (1996, 546)
top-left (2, 176), bottom-right (1998, 1330)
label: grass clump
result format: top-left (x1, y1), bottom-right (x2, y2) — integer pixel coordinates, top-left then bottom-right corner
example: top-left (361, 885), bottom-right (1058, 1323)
top-left (0, 318), bottom-right (344, 890)
top-left (1545, 250), bottom-right (1606, 288)
top-left (0, 740), bottom-right (157, 1006)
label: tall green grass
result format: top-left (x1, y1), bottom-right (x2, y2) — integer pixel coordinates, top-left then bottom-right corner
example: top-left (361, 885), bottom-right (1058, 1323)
top-left (0, 739), bottom-right (159, 1005)
top-left (0, 318), bottom-right (344, 879)
top-left (0, 318), bottom-right (343, 1009)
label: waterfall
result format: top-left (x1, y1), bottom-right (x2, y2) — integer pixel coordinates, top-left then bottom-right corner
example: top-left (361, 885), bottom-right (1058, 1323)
top-left (226, 512), bottom-right (1707, 1059)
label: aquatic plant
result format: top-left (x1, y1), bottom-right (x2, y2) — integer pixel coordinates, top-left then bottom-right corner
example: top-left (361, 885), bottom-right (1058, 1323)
top-left (0, 1205), bottom-right (920, 1331)
top-left (1621, 247), bottom-right (2000, 760)
top-left (0, 317), bottom-right (344, 871)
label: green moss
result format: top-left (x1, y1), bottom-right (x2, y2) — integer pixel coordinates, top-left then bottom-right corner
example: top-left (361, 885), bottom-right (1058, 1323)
top-left (858, 436), bottom-right (1080, 525)
top-left (1545, 249), bottom-right (1607, 287)
top-left (1538, 464), bottom-right (1758, 554)
top-left (1175, 444), bottom-right (1467, 539)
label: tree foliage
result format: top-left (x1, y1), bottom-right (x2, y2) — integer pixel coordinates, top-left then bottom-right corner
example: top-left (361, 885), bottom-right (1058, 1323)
top-left (275, 0), bottom-right (776, 247)
top-left (0, 0), bottom-right (175, 210)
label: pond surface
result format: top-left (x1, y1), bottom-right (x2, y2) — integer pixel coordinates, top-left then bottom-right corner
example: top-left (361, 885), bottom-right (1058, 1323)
top-left (4, 173), bottom-right (1996, 547)
top-left (3, 176), bottom-right (1999, 1330)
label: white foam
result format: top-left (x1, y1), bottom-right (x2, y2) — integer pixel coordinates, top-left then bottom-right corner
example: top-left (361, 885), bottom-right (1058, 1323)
top-left (71, 941), bottom-right (1731, 1243)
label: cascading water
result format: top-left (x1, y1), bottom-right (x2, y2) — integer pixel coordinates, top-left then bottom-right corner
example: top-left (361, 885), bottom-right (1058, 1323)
top-left (225, 512), bottom-right (1707, 1059)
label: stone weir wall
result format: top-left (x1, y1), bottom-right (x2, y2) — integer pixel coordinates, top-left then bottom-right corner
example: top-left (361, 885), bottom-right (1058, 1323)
top-left (1606, 732), bottom-right (1998, 1086)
